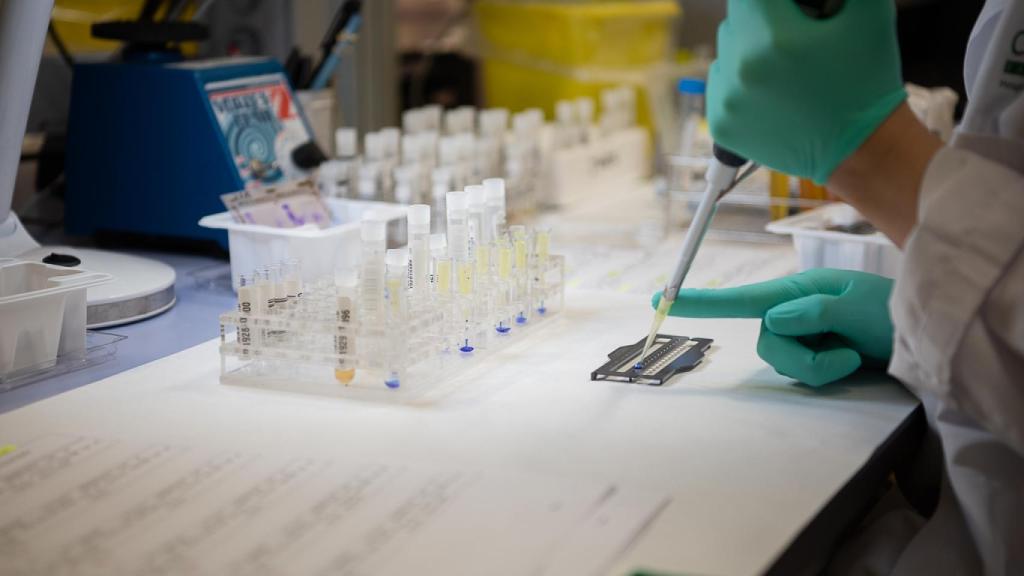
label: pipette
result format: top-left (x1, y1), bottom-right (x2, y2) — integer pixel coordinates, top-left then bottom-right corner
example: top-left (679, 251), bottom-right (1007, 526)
top-left (635, 0), bottom-right (842, 370)
top-left (636, 146), bottom-right (749, 369)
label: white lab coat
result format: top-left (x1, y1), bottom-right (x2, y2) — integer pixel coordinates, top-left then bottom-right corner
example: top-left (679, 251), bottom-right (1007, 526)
top-left (836, 1), bottom-right (1024, 574)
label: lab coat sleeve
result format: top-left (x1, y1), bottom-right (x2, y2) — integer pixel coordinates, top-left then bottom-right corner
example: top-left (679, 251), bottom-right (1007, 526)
top-left (889, 146), bottom-right (1024, 457)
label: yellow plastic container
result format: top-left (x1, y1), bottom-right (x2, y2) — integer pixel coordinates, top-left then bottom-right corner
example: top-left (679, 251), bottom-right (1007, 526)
top-left (476, 1), bottom-right (679, 130)
top-left (476, 1), bottom-right (679, 69)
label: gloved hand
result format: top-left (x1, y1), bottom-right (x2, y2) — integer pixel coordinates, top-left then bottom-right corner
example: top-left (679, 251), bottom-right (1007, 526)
top-left (708, 0), bottom-right (907, 184)
top-left (652, 269), bottom-right (894, 387)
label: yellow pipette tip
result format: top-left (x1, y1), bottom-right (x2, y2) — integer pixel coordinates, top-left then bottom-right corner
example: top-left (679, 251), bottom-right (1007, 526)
top-left (636, 297), bottom-right (673, 370)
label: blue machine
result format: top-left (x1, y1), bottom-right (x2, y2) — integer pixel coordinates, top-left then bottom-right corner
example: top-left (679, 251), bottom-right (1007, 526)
top-left (66, 56), bottom-right (318, 247)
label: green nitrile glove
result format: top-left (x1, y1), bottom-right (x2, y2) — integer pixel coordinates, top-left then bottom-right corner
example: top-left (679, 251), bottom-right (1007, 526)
top-left (708, 0), bottom-right (907, 183)
top-left (651, 269), bottom-right (894, 387)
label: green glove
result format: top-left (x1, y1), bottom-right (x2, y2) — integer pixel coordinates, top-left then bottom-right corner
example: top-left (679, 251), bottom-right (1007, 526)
top-left (652, 269), bottom-right (894, 387)
top-left (708, 0), bottom-right (907, 183)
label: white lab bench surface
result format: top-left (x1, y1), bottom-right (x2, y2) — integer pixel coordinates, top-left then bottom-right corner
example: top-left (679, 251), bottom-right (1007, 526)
top-left (0, 288), bottom-right (918, 575)
top-left (0, 183), bottom-right (920, 575)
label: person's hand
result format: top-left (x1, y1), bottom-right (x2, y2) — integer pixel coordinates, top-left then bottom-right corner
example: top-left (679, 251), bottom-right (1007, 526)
top-left (651, 269), bottom-right (894, 386)
top-left (708, 0), bottom-right (907, 184)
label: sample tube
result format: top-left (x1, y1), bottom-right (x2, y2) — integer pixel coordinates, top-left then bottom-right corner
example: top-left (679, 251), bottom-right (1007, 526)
top-left (430, 233), bottom-right (448, 291)
top-left (510, 225), bottom-right (531, 325)
top-left (446, 190), bottom-right (470, 262)
top-left (466, 184), bottom-right (486, 251)
top-left (386, 248), bottom-right (410, 386)
top-left (385, 248), bottom-right (409, 317)
top-left (359, 214), bottom-right (387, 324)
top-left (431, 168), bottom-right (451, 233)
top-left (334, 270), bottom-right (357, 384)
top-left (483, 178), bottom-right (507, 241)
top-left (456, 256), bottom-right (476, 353)
top-left (408, 205), bottom-right (431, 300)
top-left (236, 274), bottom-right (255, 348)
top-left (533, 228), bottom-right (550, 315)
top-left (281, 258), bottom-right (303, 302)
top-left (495, 238), bottom-right (514, 334)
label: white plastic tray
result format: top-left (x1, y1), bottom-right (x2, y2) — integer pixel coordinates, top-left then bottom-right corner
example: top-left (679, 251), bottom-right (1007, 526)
top-left (0, 259), bottom-right (112, 377)
top-left (766, 203), bottom-right (903, 278)
top-left (199, 198), bottom-right (408, 291)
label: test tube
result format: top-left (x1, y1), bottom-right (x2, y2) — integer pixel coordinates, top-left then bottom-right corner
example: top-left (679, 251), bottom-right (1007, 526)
top-left (466, 184), bottom-right (486, 251)
top-left (281, 258), bottom-right (303, 302)
top-left (422, 104), bottom-right (443, 133)
top-left (432, 234), bottom-right (454, 353)
top-left (533, 228), bottom-right (550, 315)
top-left (431, 168), bottom-right (451, 233)
top-left (393, 165), bottom-right (417, 205)
top-left (407, 205), bottom-right (431, 300)
top-left (359, 214), bottom-right (387, 325)
top-left (483, 178), bottom-right (507, 241)
top-left (385, 248), bottom-right (410, 388)
top-left (510, 225), bottom-right (531, 325)
top-left (430, 233), bottom-right (449, 294)
top-left (236, 274), bottom-right (255, 348)
top-left (456, 255), bottom-right (476, 353)
top-left (495, 238), bottom-right (514, 334)
top-left (446, 190), bottom-right (470, 262)
top-left (335, 127), bottom-right (358, 159)
top-left (358, 164), bottom-right (379, 201)
top-left (334, 269), bottom-right (357, 384)
top-left (385, 248), bottom-right (409, 319)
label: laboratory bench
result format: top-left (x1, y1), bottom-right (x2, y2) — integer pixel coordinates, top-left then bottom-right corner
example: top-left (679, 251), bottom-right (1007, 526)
top-left (0, 197), bottom-right (924, 575)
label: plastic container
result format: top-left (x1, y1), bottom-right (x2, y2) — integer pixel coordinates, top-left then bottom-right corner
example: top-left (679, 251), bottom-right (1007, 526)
top-left (475, 1), bottom-right (679, 68)
top-left (766, 203), bottom-right (903, 278)
top-left (199, 198), bottom-right (408, 291)
top-left (0, 259), bottom-right (111, 377)
top-left (475, 1), bottom-right (679, 131)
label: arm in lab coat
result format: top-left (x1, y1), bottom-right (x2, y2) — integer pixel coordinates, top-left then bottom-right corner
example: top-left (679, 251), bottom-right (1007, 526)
top-left (889, 146), bottom-right (1024, 458)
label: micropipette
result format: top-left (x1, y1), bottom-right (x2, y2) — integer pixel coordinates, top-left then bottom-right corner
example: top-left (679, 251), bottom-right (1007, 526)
top-left (636, 145), bottom-right (750, 369)
top-left (635, 0), bottom-right (842, 370)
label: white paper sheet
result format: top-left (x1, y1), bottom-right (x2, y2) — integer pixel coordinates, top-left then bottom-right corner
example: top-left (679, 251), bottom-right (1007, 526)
top-left (0, 433), bottom-right (667, 576)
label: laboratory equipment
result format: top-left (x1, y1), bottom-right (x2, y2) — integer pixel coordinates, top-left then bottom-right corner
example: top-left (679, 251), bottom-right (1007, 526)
top-left (0, 259), bottom-right (111, 378)
top-left (218, 178), bottom-right (565, 393)
top-left (65, 53), bottom-right (320, 246)
top-left (199, 198), bottom-right (407, 291)
top-left (591, 335), bottom-right (713, 386)
top-left (766, 203), bottom-right (902, 278)
top-left (446, 191), bottom-right (470, 262)
top-left (637, 145), bottom-right (751, 368)
top-left (0, 0), bottom-right (177, 328)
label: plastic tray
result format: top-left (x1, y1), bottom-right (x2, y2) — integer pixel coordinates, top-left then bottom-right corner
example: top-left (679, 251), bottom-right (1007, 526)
top-left (198, 198), bottom-right (408, 291)
top-left (0, 259), bottom-right (112, 377)
top-left (766, 203), bottom-right (902, 278)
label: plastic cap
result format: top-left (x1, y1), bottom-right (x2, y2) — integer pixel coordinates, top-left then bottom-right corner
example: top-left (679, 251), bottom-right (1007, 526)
top-left (678, 77), bottom-right (706, 95)
top-left (439, 137), bottom-right (458, 164)
top-left (407, 204), bottom-right (431, 229)
top-left (446, 190), bottom-right (468, 211)
top-left (555, 100), bottom-right (574, 123)
top-left (360, 215), bottom-right (387, 242)
top-left (401, 135), bottom-right (417, 162)
top-left (380, 127), bottom-right (400, 156)
top-left (386, 248), bottom-right (408, 268)
top-left (335, 128), bottom-right (357, 157)
top-left (432, 167), bottom-right (451, 187)
top-left (466, 185), bottom-right (485, 207)
top-left (430, 233), bottom-right (447, 251)
top-left (483, 178), bottom-right (506, 205)
top-left (575, 98), bottom-right (594, 121)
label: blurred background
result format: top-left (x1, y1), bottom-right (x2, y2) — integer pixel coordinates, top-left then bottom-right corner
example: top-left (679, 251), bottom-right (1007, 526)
top-left (17, 0), bottom-right (983, 238)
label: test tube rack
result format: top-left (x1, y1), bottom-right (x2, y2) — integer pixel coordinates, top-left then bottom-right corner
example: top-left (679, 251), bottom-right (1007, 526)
top-left (217, 233), bottom-right (565, 395)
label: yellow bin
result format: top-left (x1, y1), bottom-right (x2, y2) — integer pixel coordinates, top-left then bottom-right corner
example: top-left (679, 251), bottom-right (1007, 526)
top-left (475, 1), bottom-right (680, 130)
